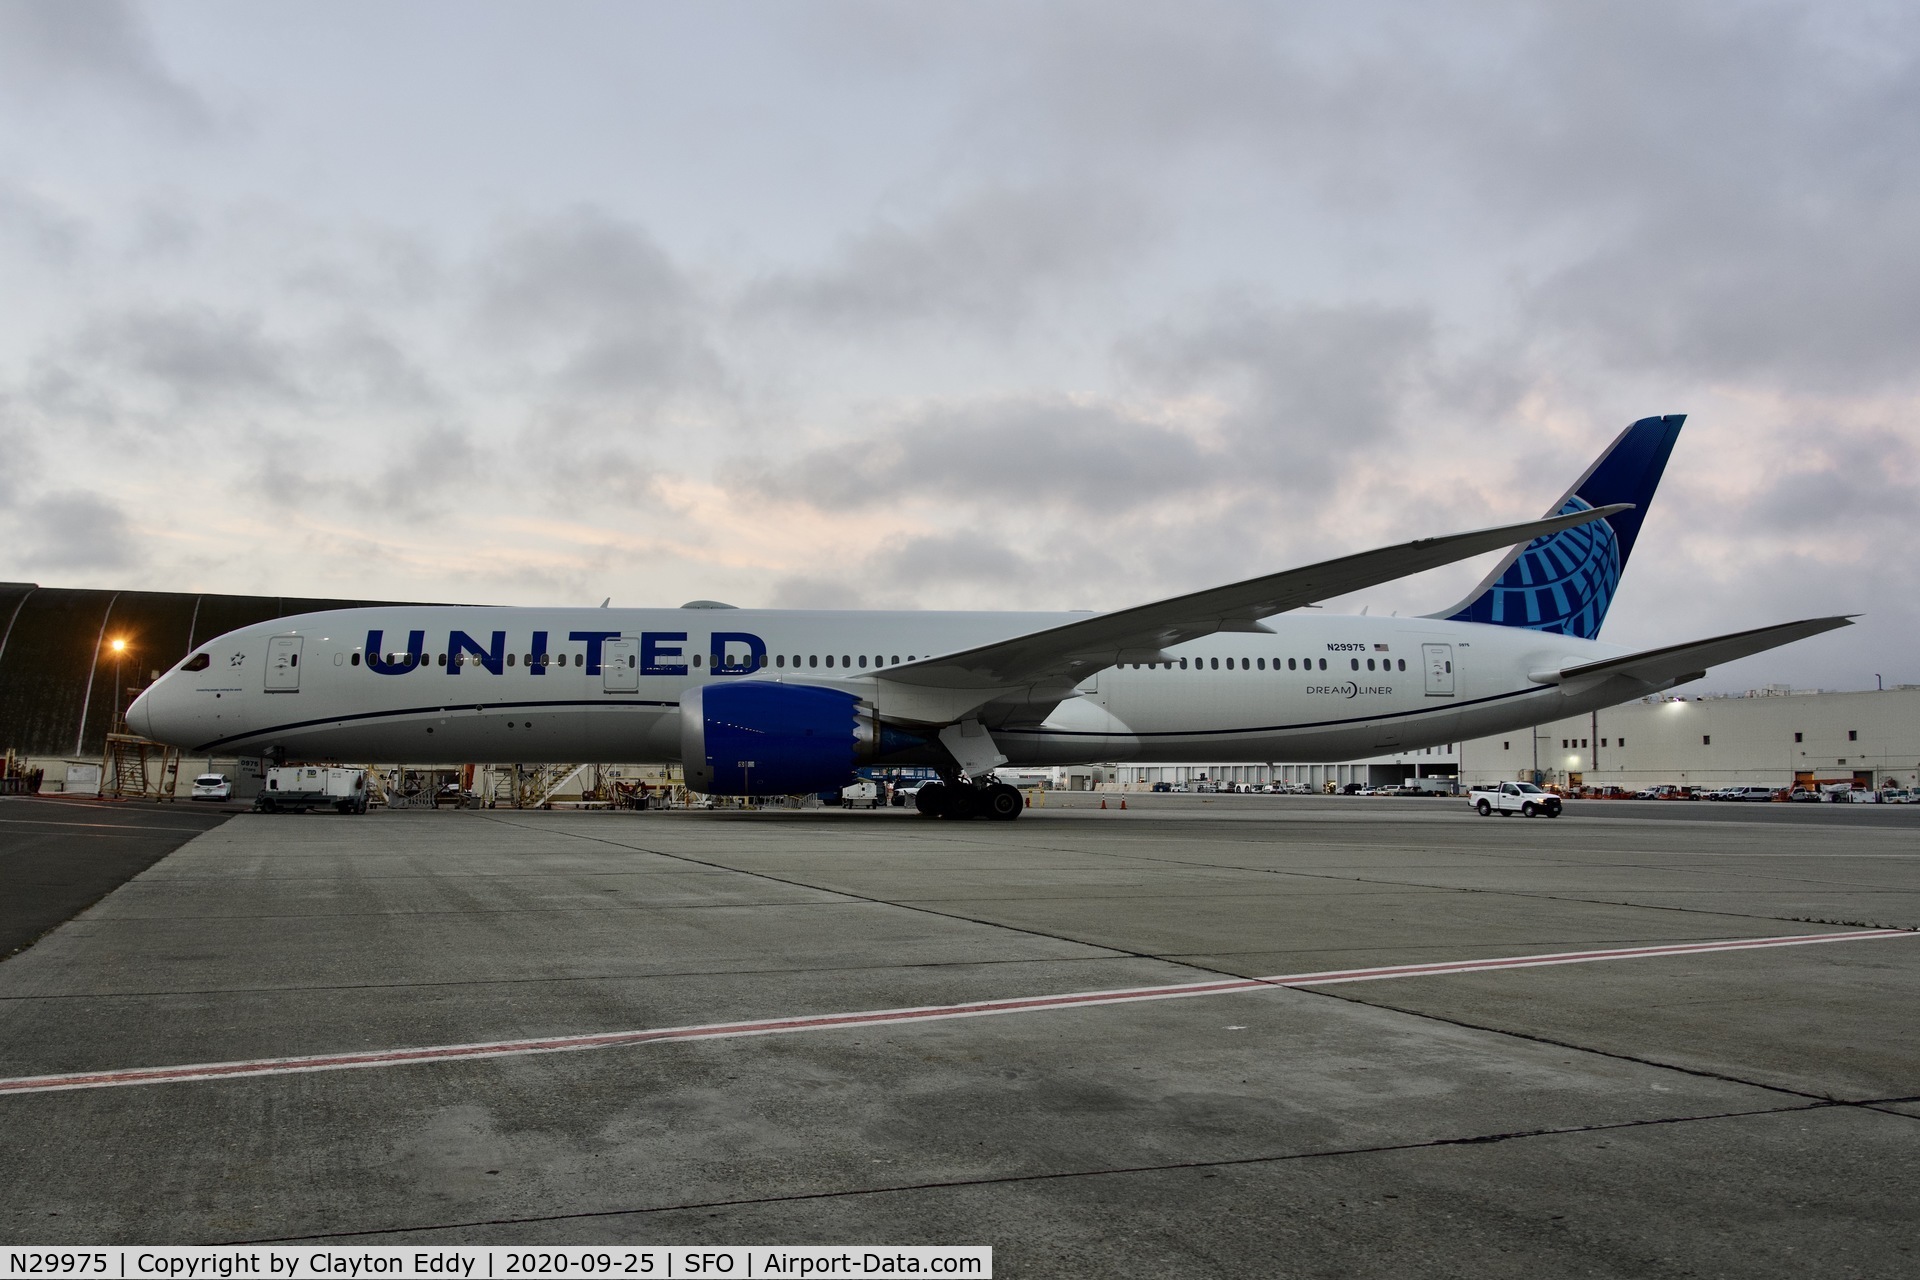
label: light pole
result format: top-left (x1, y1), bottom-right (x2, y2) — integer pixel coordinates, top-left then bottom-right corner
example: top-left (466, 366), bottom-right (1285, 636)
top-left (109, 638), bottom-right (127, 734)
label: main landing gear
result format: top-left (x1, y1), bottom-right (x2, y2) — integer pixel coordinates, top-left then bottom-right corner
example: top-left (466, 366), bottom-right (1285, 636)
top-left (915, 778), bottom-right (1024, 821)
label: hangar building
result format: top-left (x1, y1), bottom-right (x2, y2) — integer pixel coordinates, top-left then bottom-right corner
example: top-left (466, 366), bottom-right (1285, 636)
top-left (0, 582), bottom-right (436, 759)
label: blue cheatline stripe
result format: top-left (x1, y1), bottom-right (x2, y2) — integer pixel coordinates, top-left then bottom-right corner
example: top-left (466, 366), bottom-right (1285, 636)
top-left (194, 685), bottom-right (1543, 754)
top-left (190, 699), bottom-right (677, 753)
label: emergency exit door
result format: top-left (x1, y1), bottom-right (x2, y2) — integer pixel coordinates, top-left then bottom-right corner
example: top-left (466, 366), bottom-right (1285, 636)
top-left (603, 638), bottom-right (639, 692)
top-left (265, 636), bottom-right (303, 692)
top-left (1421, 643), bottom-right (1455, 696)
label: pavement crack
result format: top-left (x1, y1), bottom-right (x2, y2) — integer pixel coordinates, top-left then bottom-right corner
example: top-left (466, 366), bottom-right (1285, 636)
top-left (227, 1099), bottom-right (1855, 1244)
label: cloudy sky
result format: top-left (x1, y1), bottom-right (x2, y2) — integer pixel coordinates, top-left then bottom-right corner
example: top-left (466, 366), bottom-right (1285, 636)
top-left (1, 1), bottom-right (1914, 691)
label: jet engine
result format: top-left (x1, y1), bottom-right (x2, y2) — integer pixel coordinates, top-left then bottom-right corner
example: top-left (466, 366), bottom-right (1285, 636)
top-left (681, 682), bottom-right (881, 796)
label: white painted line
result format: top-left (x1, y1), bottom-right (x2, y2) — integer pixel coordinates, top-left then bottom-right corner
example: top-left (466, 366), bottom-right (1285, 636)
top-left (0, 929), bottom-right (1910, 1097)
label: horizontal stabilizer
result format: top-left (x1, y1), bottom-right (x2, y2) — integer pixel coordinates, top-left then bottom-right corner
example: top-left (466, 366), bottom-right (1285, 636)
top-left (1531, 617), bottom-right (1855, 690)
top-left (887, 504), bottom-right (1627, 692)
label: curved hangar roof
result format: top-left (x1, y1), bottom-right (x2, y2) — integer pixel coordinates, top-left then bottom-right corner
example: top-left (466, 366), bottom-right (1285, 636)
top-left (0, 582), bottom-right (443, 757)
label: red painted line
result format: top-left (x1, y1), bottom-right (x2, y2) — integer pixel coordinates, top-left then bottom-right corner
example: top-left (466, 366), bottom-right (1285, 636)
top-left (0, 929), bottom-right (1910, 1096)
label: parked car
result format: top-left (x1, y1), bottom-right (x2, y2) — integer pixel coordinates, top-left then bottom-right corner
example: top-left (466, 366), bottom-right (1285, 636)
top-left (1787, 788), bottom-right (1823, 802)
top-left (1726, 786), bottom-right (1779, 801)
top-left (189, 773), bottom-right (232, 802)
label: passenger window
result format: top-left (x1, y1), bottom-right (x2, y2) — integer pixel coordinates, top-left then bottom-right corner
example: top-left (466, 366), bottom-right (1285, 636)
top-left (1367, 659), bottom-right (1375, 671)
top-left (1210, 658), bottom-right (1219, 670)
top-left (1351, 659), bottom-right (1359, 670)
top-left (1288, 658), bottom-right (1296, 670)
top-left (630, 655), bottom-right (637, 667)
top-left (859, 655), bottom-right (868, 668)
top-left (692, 654), bottom-right (702, 667)
top-left (1257, 658), bottom-right (1265, 669)
top-left (182, 653), bottom-right (211, 672)
top-left (825, 655), bottom-right (834, 667)
top-left (507, 653), bottom-right (516, 667)
top-left (842, 655), bottom-right (850, 667)
top-left (891, 655), bottom-right (900, 665)
top-left (1398, 659), bottom-right (1406, 671)
top-left (776, 655), bottom-right (786, 668)
top-left (437, 654), bottom-right (446, 666)
top-left (1180, 658), bottom-right (1188, 669)
top-left (350, 652), bottom-right (360, 666)
top-left (809, 655), bottom-right (818, 668)
top-left (1319, 659), bottom-right (1327, 670)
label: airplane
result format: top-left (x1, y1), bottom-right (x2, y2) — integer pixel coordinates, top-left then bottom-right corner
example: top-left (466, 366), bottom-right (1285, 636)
top-left (129, 415), bottom-right (1850, 820)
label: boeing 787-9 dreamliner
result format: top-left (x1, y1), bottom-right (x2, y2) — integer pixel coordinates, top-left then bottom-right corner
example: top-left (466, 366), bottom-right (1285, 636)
top-left (130, 415), bottom-right (1849, 819)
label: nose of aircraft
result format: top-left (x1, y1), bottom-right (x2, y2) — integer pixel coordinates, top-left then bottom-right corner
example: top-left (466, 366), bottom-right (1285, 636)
top-left (126, 686), bottom-right (155, 739)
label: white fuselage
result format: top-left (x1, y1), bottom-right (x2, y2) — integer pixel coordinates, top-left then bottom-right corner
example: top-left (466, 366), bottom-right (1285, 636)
top-left (132, 605), bottom-right (1643, 768)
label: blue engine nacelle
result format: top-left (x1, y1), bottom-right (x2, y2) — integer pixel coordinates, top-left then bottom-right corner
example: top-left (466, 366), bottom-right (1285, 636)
top-left (680, 682), bottom-right (873, 796)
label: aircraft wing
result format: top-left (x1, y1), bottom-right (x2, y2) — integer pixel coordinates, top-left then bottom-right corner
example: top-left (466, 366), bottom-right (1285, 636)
top-left (1531, 616), bottom-right (1855, 689)
top-left (884, 505), bottom-right (1629, 693)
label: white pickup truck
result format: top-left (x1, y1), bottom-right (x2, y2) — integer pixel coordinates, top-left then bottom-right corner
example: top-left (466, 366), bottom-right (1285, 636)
top-left (1469, 781), bottom-right (1563, 818)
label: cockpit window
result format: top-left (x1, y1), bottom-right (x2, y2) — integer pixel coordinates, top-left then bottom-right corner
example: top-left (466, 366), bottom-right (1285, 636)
top-left (181, 653), bottom-right (211, 672)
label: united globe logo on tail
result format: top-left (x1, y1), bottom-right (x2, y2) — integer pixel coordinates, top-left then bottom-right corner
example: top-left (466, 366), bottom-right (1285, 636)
top-left (1440, 413), bottom-right (1683, 641)
top-left (1472, 495), bottom-right (1620, 638)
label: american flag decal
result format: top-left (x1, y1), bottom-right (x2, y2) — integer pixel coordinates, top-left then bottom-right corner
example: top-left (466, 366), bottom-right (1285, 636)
top-left (1374, 644), bottom-right (1390, 652)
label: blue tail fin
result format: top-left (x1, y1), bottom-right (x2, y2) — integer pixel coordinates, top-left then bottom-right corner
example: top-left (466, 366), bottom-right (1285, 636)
top-left (1437, 414), bottom-right (1684, 639)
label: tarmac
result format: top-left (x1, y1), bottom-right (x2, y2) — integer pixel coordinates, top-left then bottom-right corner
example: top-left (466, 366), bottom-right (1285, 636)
top-left (0, 792), bottom-right (1916, 1276)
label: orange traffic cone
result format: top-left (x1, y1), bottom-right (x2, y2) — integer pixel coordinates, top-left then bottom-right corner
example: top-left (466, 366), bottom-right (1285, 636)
top-left (1099, 798), bottom-right (1107, 809)
top-left (1120, 799), bottom-right (1127, 810)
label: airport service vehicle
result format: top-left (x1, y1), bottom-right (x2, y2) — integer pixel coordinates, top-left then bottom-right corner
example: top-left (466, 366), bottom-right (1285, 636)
top-left (1724, 786), bottom-right (1779, 802)
top-left (131, 415), bottom-right (1851, 822)
top-left (1471, 782), bottom-right (1563, 818)
top-left (840, 779), bottom-right (883, 808)
top-left (189, 773), bottom-right (232, 802)
top-left (255, 766), bottom-right (369, 814)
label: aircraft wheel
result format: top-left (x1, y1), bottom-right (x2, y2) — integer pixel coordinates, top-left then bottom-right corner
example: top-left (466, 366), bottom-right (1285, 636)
top-left (985, 784), bottom-right (1023, 821)
top-left (1476, 799), bottom-right (1491, 816)
top-left (941, 785), bottom-right (982, 820)
top-left (915, 782), bottom-right (947, 818)
top-left (1522, 802), bottom-right (1537, 818)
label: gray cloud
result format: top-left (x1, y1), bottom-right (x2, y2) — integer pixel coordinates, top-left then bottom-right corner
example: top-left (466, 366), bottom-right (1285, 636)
top-left (739, 300), bottom-right (1438, 524)
top-left (0, 180), bottom-right (87, 265)
top-left (9, 491), bottom-right (138, 572)
top-left (475, 208), bottom-right (721, 402)
top-left (0, 0), bottom-right (210, 132)
top-left (49, 306), bottom-right (299, 416)
top-left (1118, 299), bottom-right (1434, 455)
top-left (766, 575), bottom-right (872, 611)
top-left (741, 184), bottom-right (1154, 332)
top-left (739, 393), bottom-right (1215, 515)
top-left (1736, 431), bottom-right (1919, 533)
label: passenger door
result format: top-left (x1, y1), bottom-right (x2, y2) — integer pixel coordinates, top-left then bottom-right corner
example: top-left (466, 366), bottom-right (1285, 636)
top-left (265, 636), bottom-right (303, 693)
top-left (603, 637), bottom-right (639, 693)
top-left (1422, 643), bottom-right (1455, 696)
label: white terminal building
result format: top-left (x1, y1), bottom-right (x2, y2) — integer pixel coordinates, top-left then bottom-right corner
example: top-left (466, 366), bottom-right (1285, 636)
top-left (1108, 685), bottom-right (1920, 793)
